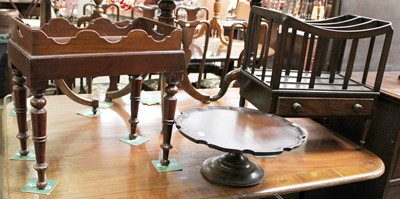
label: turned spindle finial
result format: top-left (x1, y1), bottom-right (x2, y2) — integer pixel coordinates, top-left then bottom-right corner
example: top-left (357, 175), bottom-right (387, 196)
top-left (158, 0), bottom-right (176, 25)
top-left (93, 0), bottom-right (104, 17)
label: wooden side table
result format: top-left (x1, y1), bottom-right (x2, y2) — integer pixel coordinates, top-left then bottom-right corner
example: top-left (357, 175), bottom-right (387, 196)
top-left (7, 17), bottom-right (185, 189)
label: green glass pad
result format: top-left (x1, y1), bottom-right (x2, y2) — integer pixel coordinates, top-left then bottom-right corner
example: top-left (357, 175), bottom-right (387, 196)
top-left (9, 107), bottom-right (32, 116)
top-left (77, 108), bottom-right (101, 117)
top-left (140, 96), bottom-right (161, 105)
top-left (119, 136), bottom-right (150, 146)
top-left (10, 149), bottom-right (36, 161)
top-left (151, 159), bottom-right (182, 172)
top-left (99, 101), bottom-right (114, 109)
top-left (20, 178), bottom-right (59, 195)
top-left (254, 155), bottom-right (277, 158)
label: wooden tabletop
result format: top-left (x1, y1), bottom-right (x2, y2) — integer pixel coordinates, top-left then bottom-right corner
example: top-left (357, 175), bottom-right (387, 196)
top-left (1, 88), bottom-right (384, 198)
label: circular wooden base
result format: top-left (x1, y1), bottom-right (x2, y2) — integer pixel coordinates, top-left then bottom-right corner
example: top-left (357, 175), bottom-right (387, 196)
top-left (200, 152), bottom-right (265, 187)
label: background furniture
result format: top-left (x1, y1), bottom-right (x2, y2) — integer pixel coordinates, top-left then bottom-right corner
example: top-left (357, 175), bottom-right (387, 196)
top-left (1, 0), bottom-right (40, 18)
top-left (175, 19), bottom-right (211, 102)
top-left (79, 0), bottom-right (122, 94)
top-left (83, 1), bottom-right (121, 22)
top-left (106, 2), bottom-right (247, 102)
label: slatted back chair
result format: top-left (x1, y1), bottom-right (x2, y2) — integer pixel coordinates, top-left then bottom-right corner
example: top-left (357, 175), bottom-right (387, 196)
top-left (175, 6), bottom-right (209, 40)
top-left (239, 7), bottom-right (393, 148)
top-left (174, 6), bottom-right (227, 90)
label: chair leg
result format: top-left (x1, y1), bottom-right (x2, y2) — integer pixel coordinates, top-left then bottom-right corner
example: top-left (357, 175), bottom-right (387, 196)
top-left (357, 117), bottom-right (372, 150)
top-left (87, 77), bottom-right (92, 94)
top-left (79, 78), bottom-right (86, 94)
top-left (108, 75), bottom-right (119, 92)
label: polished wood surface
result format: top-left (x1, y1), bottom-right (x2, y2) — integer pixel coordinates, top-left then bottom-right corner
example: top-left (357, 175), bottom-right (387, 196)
top-left (306, 71), bottom-right (400, 199)
top-left (2, 88), bottom-right (384, 198)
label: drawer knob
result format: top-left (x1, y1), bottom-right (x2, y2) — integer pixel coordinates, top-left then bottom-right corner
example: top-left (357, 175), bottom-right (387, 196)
top-left (353, 103), bottom-right (363, 113)
top-left (292, 103), bottom-right (302, 112)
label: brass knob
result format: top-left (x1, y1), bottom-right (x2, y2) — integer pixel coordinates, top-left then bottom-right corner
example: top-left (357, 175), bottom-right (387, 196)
top-left (353, 103), bottom-right (363, 113)
top-left (292, 103), bottom-right (302, 112)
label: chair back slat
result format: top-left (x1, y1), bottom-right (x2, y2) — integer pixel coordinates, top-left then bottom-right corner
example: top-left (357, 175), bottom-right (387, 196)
top-left (342, 38), bottom-right (359, 89)
top-left (362, 37), bottom-right (375, 84)
top-left (296, 32), bottom-right (309, 82)
top-left (328, 39), bottom-right (344, 83)
top-left (374, 33), bottom-right (393, 91)
top-left (304, 34), bottom-right (315, 72)
top-left (285, 29), bottom-right (297, 76)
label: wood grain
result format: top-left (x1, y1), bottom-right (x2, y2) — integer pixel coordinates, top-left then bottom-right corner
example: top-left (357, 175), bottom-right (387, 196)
top-left (2, 88), bottom-right (384, 198)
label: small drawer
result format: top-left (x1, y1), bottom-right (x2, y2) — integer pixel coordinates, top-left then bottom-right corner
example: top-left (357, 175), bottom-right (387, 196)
top-left (276, 97), bottom-right (374, 117)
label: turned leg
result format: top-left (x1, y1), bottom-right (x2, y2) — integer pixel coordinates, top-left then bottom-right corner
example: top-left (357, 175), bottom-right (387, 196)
top-left (160, 73), bottom-right (180, 166)
top-left (129, 74), bottom-right (143, 140)
top-left (30, 88), bottom-right (48, 189)
top-left (107, 75), bottom-right (119, 92)
top-left (12, 66), bottom-right (29, 156)
top-left (357, 117), bottom-right (372, 150)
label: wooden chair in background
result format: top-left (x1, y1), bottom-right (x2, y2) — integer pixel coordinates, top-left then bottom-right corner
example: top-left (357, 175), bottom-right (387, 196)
top-left (8, 0), bottom-right (40, 19)
top-left (83, 1), bottom-right (121, 22)
top-left (75, 0), bottom-right (122, 94)
top-left (176, 19), bottom-right (211, 102)
top-left (128, 4), bottom-right (160, 91)
top-left (174, 5), bottom-right (220, 88)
